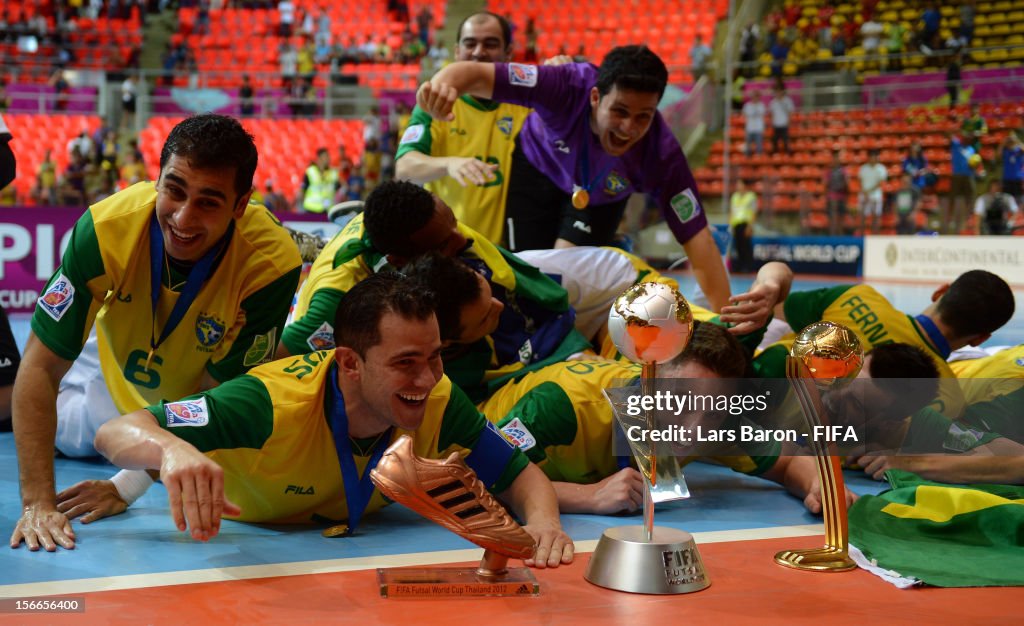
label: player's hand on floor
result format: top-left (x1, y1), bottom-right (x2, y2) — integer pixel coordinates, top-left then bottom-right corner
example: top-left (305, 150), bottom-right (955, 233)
top-left (719, 283), bottom-right (777, 335)
top-left (160, 441), bottom-right (241, 542)
top-left (855, 454), bottom-right (893, 481)
top-left (804, 477), bottom-right (859, 514)
top-left (57, 480), bottom-right (127, 523)
top-left (521, 521), bottom-right (574, 569)
top-left (447, 157), bottom-right (498, 187)
top-left (10, 503), bottom-right (75, 551)
top-left (416, 81), bottom-right (457, 122)
top-left (590, 468), bottom-right (645, 514)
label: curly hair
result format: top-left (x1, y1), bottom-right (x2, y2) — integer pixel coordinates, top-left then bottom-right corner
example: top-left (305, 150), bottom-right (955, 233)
top-left (362, 180), bottom-right (437, 255)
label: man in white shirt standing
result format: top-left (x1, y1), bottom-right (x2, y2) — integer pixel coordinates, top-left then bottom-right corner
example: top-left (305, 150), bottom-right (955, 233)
top-left (858, 149), bottom-right (888, 234)
top-left (769, 86), bottom-right (794, 154)
top-left (742, 90), bottom-right (766, 156)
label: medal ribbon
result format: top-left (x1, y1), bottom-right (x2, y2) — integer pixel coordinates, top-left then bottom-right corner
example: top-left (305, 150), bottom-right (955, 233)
top-left (328, 365), bottom-right (393, 534)
top-left (147, 215), bottom-right (233, 366)
top-left (913, 314), bottom-right (952, 359)
top-left (575, 134), bottom-right (615, 200)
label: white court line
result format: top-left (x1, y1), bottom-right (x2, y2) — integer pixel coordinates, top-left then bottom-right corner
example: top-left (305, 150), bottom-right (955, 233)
top-left (0, 524), bottom-right (824, 598)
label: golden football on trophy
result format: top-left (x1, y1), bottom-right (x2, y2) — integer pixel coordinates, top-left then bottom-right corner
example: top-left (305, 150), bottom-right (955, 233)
top-left (790, 321), bottom-right (864, 388)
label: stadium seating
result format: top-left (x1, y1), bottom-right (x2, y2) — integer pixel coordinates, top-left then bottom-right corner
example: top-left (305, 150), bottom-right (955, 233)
top-left (3, 113), bottom-right (103, 201)
top-left (140, 116), bottom-right (365, 203)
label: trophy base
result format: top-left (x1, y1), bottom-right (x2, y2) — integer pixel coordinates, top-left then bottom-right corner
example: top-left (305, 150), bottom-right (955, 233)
top-left (584, 525), bottom-right (710, 594)
top-left (774, 548), bottom-right (857, 572)
top-left (377, 566), bottom-right (540, 598)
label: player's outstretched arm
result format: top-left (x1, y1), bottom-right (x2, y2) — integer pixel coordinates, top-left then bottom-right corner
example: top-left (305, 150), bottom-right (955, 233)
top-left (10, 333), bottom-right (75, 552)
top-left (416, 61), bottom-right (496, 121)
top-left (552, 467), bottom-right (645, 515)
top-left (856, 437), bottom-right (1024, 484)
top-left (396, 151), bottom-right (499, 187)
top-left (498, 462), bottom-right (574, 569)
top-left (720, 261), bottom-right (794, 335)
top-left (682, 226), bottom-right (732, 313)
top-left (95, 411), bottom-right (241, 542)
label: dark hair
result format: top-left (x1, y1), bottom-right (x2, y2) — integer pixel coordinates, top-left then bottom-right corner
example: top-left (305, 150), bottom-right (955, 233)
top-left (596, 45), bottom-right (668, 100)
top-left (362, 180), bottom-right (437, 254)
top-left (403, 252), bottom-right (482, 342)
top-left (159, 114), bottom-right (257, 198)
top-left (867, 342), bottom-right (940, 419)
top-left (935, 270), bottom-right (1014, 338)
top-left (456, 11), bottom-right (512, 49)
top-left (333, 272), bottom-right (436, 358)
top-left (667, 320), bottom-right (748, 378)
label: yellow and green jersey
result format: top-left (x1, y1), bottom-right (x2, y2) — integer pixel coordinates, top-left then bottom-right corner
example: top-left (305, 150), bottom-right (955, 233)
top-left (396, 96), bottom-right (531, 244)
top-left (752, 284), bottom-right (964, 417)
top-left (479, 360), bottom-right (779, 484)
top-left (281, 213), bottom-right (590, 402)
top-left (147, 353), bottom-right (528, 524)
top-left (32, 183), bottom-right (301, 415)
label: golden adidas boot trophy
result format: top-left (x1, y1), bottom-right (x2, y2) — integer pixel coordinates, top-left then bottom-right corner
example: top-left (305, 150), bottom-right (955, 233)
top-left (370, 435), bottom-right (541, 597)
top-left (585, 282), bottom-right (710, 594)
top-left (774, 321), bottom-right (863, 572)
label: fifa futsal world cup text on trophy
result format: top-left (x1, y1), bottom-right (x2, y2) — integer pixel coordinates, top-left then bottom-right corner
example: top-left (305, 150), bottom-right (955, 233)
top-left (370, 436), bottom-right (541, 597)
top-left (775, 321), bottom-right (863, 572)
top-left (585, 282), bottom-right (712, 594)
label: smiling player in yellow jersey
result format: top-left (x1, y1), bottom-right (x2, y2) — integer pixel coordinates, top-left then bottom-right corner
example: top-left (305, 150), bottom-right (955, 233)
top-left (396, 11), bottom-right (530, 245)
top-left (11, 115), bottom-right (302, 553)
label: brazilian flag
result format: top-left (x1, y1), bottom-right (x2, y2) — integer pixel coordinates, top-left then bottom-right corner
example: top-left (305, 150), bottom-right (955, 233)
top-left (849, 470), bottom-right (1024, 587)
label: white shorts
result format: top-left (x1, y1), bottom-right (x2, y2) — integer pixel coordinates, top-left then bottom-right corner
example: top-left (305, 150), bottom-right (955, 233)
top-left (55, 328), bottom-right (120, 457)
top-left (860, 191), bottom-right (884, 215)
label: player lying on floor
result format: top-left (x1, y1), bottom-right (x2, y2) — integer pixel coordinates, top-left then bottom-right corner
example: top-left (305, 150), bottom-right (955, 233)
top-left (60, 274), bottom-right (575, 568)
top-left (277, 180), bottom-right (590, 403)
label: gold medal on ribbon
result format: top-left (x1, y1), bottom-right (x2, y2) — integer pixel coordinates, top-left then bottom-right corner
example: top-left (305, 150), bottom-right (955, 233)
top-left (322, 523), bottom-right (350, 538)
top-left (571, 188), bottom-right (589, 209)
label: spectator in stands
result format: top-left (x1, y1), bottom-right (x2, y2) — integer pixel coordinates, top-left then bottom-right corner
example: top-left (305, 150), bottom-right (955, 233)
top-left (1001, 134), bottom-right (1023, 204)
top-left (262, 179), bottom-right (289, 214)
top-left (67, 130), bottom-right (93, 162)
top-left (0, 78), bottom-right (9, 113)
top-left (345, 164), bottom-right (366, 201)
top-left (742, 90), bottom-right (765, 156)
top-left (49, 68), bottom-right (69, 111)
top-left (883, 19), bottom-right (907, 72)
top-left (858, 149), bottom-right (887, 234)
top-left (973, 180), bottom-right (1018, 236)
top-left (280, 41), bottom-right (298, 88)
top-left (918, 2), bottom-right (941, 53)
top-left (416, 5), bottom-right (433, 47)
top-left (300, 147), bottom-right (339, 214)
top-left (961, 104), bottom-right (987, 151)
top-left (740, 22), bottom-right (759, 77)
top-left (959, 1), bottom-right (976, 47)
top-left (690, 35), bottom-right (712, 80)
top-left (363, 137), bottom-right (382, 188)
top-left (824, 149), bottom-right (849, 236)
top-left (239, 74), bottom-right (255, 116)
top-left (946, 51), bottom-right (962, 107)
top-left (892, 173), bottom-right (921, 235)
top-left (363, 104), bottom-right (382, 145)
top-left (119, 149), bottom-right (147, 187)
top-left (860, 16), bottom-right (883, 57)
top-left (359, 36), bottom-right (378, 62)
top-left (729, 179), bottom-right (758, 273)
top-left (399, 29), bottom-right (425, 64)
top-left (277, 0), bottom-right (295, 38)
top-left (297, 38), bottom-right (316, 81)
top-left (769, 36), bottom-right (788, 78)
top-left (98, 130), bottom-right (119, 169)
top-left (120, 75), bottom-right (137, 133)
top-left (34, 150), bottom-right (58, 205)
top-left (428, 37), bottom-right (449, 72)
top-left (769, 86), bottom-right (794, 154)
top-left (902, 140), bottom-right (930, 190)
top-left (948, 132), bottom-right (979, 235)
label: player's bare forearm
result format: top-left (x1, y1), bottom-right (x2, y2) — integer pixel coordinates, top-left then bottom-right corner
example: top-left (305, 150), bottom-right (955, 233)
top-left (683, 227), bottom-right (731, 312)
top-left (94, 410), bottom-right (174, 471)
top-left (499, 463), bottom-right (574, 567)
top-left (429, 61), bottom-right (495, 100)
top-left (395, 151), bottom-right (447, 184)
top-left (12, 334), bottom-right (72, 506)
top-left (753, 262), bottom-right (793, 303)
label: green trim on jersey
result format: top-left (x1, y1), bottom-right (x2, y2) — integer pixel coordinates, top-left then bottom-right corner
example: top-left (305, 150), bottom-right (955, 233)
top-left (752, 343), bottom-right (789, 378)
top-left (499, 247), bottom-right (570, 309)
top-left (208, 265), bottom-right (302, 381)
top-left (395, 104), bottom-right (435, 160)
top-left (496, 382), bottom-right (578, 465)
top-left (31, 210), bottom-right (106, 361)
top-left (782, 285), bottom-right (852, 334)
top-left (148, 374), bottom-right (275, 451)
top-left (281, 287), bottom-right (346, 355)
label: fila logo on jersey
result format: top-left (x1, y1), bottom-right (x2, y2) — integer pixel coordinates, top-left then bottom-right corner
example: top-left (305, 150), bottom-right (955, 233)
top-left (165, 397), bottom-right (210, 427)
top-left (499, 417), bottom-right (537, 451)
top-left (285, 485), bottom-right (316, 495)
top-left (508, 63), bottom-right (538, 87)
top-left (38, 273), bottom-right (75, 321)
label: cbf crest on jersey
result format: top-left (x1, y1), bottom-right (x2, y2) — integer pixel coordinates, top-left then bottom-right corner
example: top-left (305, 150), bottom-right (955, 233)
top-left (196, 314), bottom-right (227, 349)
top-left (499, 417), bottom-right (537, 451)
top-left (38, 273), bottom-right (75, 321)
top-left (604, 171), bottom-right (629, 195)
top-left (497, 116), bottom-right (514, 136)
top-left (165, 397), bottom-right (210, 427)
